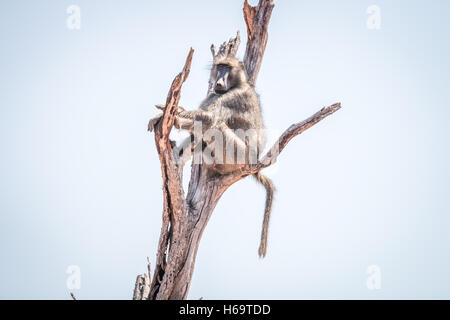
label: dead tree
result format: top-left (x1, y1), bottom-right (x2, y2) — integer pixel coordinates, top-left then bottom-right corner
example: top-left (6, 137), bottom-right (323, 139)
top-left (133, 0), bottom-right (341, 300)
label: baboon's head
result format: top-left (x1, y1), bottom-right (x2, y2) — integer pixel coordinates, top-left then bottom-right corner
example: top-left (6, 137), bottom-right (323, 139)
top-left (212, 57), bottom-right (248, 94)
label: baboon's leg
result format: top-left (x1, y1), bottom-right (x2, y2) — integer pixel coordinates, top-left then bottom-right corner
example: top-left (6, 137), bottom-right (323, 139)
top-left (205, 123), bottom-right (250, 174)
top-left (220, 124), bottom-right (247, 153)
top-left (173, 136), bottom-right (195, 167)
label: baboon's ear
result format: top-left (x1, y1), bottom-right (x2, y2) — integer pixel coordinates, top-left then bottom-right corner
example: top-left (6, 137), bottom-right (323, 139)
top-left (239, 61), bottom-right (245, 69)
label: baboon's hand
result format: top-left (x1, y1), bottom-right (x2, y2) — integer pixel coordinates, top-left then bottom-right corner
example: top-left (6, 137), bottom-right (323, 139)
top-left (147, 114), bottom-right (163, 132)
top-left (173, 115), bottom-right (183, 130)
top-left (155, 104), bottom-right (185, 113)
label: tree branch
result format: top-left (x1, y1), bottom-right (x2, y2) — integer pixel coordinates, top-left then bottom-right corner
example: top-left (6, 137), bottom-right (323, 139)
top-left (256, 103), bottom-right (341, 170)
top-left (133, 258), bottom-right (151, 300)
top-left (135, 49), bottom-right (194, 300)
top-left (243, 0), bottom-right (275, 85)
top-left (151, 49), bottom-right (194, 300)
top-left (243, 0), bottom-right (257, 41)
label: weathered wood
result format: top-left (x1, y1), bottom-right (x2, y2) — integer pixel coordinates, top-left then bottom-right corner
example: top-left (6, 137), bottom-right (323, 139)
top-left (133, 258), bottom-right (151, 300)
top-left (243, 0), bottom-right (256, 41)
top-left (133, 0), bottom-right (340, 300)
top-left (133, 48), bottom-right (194, 300)
top-left (151, 49), bottom-right (193, 300)
top-left (243, 0), bottom-right (275, 86)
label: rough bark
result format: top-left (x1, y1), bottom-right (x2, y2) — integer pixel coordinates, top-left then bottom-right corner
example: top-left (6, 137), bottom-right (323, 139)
top-left (133, 0), bottom-right (340, 300)
top-left (243, 0), bottom-right (274, 86)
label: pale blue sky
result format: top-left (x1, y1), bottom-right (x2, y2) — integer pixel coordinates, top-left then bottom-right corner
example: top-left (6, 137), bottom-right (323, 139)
top-left (1, 0), bottom-right (450, 299)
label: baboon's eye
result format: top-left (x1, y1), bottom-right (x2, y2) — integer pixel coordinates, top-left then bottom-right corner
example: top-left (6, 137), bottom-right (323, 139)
top-left (216, 64), bottom-right (231, 71)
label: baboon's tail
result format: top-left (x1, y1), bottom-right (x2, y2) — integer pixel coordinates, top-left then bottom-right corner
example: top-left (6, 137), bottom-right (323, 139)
top-left (253, 171), bottom-right (275, 258)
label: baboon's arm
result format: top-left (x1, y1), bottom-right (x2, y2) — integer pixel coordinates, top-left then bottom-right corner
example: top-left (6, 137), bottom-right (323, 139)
top-left (148, 104), bottom-right (185, 132)
top-left (174, 110), bottom-right (214, 132)
top-left (178, 110), bottom-right (213, 123)
top-left (172, 135), bottom-right (195, 167)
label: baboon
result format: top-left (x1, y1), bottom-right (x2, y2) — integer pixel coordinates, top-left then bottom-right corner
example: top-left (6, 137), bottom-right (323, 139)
top-left (148, 57), bottom-right (275, 258)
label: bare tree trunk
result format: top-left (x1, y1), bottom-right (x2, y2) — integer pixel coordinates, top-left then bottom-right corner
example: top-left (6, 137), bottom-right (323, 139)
top-left (133, 0), bottom-right (340, 300)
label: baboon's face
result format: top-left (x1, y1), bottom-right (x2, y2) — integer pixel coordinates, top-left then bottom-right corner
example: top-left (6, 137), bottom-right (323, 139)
top-left (213, 62), bottom-right (245, 94)
top-left (214, 64), bottom-right (232, 94)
